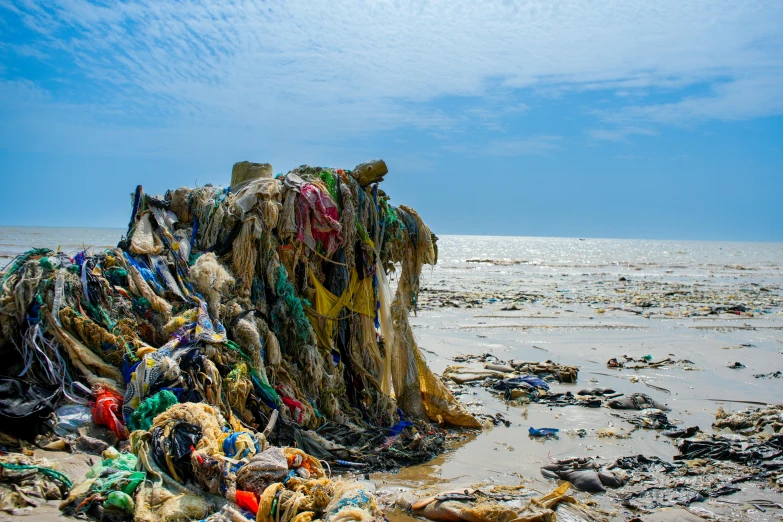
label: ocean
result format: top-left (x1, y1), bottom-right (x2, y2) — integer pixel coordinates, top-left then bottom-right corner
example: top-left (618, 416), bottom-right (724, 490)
top-left (0, 226), bottom-right (125, 264)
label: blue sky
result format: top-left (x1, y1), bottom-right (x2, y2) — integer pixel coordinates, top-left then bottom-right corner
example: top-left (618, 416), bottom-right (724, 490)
top-left (0, 1), bottom-right (781, 241)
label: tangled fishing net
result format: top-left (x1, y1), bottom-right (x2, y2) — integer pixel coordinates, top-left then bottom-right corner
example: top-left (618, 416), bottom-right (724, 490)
top-left (0, 159), bottom-right (478, 520)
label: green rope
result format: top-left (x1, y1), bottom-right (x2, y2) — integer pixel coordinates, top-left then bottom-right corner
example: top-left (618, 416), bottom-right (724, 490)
top-left (224, 340), bottom-right (253, 363)
top-left (0, 462), bottom-right (72, 489)
top-left (39, 257), bottom-right (55, 270)
top-left (272, 265), bottom-right (311, 345)
top-left (129, 390), bottom-right (178, 432)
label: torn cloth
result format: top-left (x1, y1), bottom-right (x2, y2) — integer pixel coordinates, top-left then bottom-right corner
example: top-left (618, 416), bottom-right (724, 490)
top-left (296, 183), bottom-right (342, 255)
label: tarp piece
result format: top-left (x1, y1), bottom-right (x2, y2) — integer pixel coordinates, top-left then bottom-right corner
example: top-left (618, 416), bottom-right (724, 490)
top-left (0, 378), bottom-right (58, 438)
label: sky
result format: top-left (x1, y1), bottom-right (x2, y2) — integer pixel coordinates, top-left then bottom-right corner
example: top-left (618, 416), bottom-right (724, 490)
top-left (0, 1), bottom-right (781, 241)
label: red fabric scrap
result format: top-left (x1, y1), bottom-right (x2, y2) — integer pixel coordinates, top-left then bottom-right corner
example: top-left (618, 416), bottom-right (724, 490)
top-left (236, 490), bottom-right (259, 515)
top-left (92, 385), bottom-right (129, 440)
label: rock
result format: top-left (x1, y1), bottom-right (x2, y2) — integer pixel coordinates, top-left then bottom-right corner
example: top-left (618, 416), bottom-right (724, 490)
top-left (77, 423), bottom-right (119, 449)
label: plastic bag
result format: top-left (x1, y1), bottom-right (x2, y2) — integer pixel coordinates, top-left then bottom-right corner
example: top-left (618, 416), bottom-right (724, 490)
top-left (53, 404), bottom-right (93, 436)
top-left (105, 490), bottom-right (135, 513)
top-left (92, 385), bottom-right (129, 440)
top-left (529, 427), bottom-right (559, 438)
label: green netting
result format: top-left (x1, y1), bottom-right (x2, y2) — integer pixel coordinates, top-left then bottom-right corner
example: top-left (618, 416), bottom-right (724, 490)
top-left (319, 170), bottom-right (340, 207)
top-left (382, 202), bottom-right (403, 230)
top-left (128, 390), bottom-right (178, 432)
top-left (39, 257), bottom-right (55, 270)
top-left (272, 265), bottom-right (311, 345)
top-left (105, 490), bottom-right (135, 512)
top-left (104, 266), bottom-right (128, 286)
top-left (104, 452), bottom-right (139, 473)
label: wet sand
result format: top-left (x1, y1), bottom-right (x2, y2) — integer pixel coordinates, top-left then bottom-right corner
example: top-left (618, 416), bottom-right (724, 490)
top-left (377, 257), bottom-right (783, 521)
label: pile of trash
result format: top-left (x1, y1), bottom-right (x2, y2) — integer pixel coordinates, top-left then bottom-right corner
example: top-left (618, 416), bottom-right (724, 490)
top-left (59, 403), bottom-right (386, 521)
top-left (0, 160), bottom-right (480, 520)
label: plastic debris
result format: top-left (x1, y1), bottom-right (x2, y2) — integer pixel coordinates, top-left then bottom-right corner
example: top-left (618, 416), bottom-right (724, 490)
top-left (529, 427), bottom-right (559, 438)
top-left (540, 457), bottom-right (625, 493)
top-left (52, 404), bottom-right (93, 436)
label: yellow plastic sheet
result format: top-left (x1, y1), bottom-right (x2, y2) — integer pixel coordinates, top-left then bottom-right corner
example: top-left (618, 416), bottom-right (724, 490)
top-left (415, 348), bottom-right (484, 429)
top-left (305, 268), bottom-right (375, 351)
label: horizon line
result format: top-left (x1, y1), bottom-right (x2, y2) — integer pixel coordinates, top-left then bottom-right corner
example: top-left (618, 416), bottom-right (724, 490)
top-left (0, 224), bottom-right (780, 245)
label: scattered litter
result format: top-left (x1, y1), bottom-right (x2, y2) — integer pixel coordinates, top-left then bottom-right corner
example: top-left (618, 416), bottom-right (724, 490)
top-left (676, 434), bottom-right (783, 469)
top-left (619, 408), bottom-right (677, 430)
top-left (662, 426), bottom-right (700, 439)
top-left (621, 486), bottom-right (705, 511)
top-left (608, 355), bottom-right (695, 370)
top-left (609, 454), bottom-right (678, 473)
top-left (0, 453), bottom-right (72, 514)
top-left (528, 427), bottom-right (559, 438)
top-left (540, 457), bottom-right (625, 493)
top-left (754, 371), bottom-right (782, 379)
top-left (576, 387), bottom-right (615, 396)
top-left (510, 360), bottom-right (578, 383)
top-left (492, 375), bottom-right (550, 393)
top-left (713, 405), bottom-right (783, 435)
top-left (607, 393), bottom-right (670, 411)
top-left (598, 427), bottom-right (633, 439)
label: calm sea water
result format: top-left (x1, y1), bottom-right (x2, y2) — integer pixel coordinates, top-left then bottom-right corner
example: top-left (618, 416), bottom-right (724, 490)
top-left (0, 226), bottom-right (125, 265)
top-left (414, 234), bottom-right (783, 298)
top-left (1, 227), bottom-right (781, 282)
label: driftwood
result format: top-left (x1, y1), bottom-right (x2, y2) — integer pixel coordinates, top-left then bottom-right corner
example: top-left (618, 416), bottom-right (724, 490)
top-left (351, 159), bottom-right (388, 187)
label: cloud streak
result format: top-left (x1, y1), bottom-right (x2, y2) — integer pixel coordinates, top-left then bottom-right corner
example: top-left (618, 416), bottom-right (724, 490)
top-left (0, 0), bottom-right (781, 151)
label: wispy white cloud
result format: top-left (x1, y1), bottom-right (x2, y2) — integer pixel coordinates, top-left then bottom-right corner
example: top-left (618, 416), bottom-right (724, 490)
top-left (604, 74), bottom-right (783, 125)
top-left (0, 0), bottom-right (781, 150)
